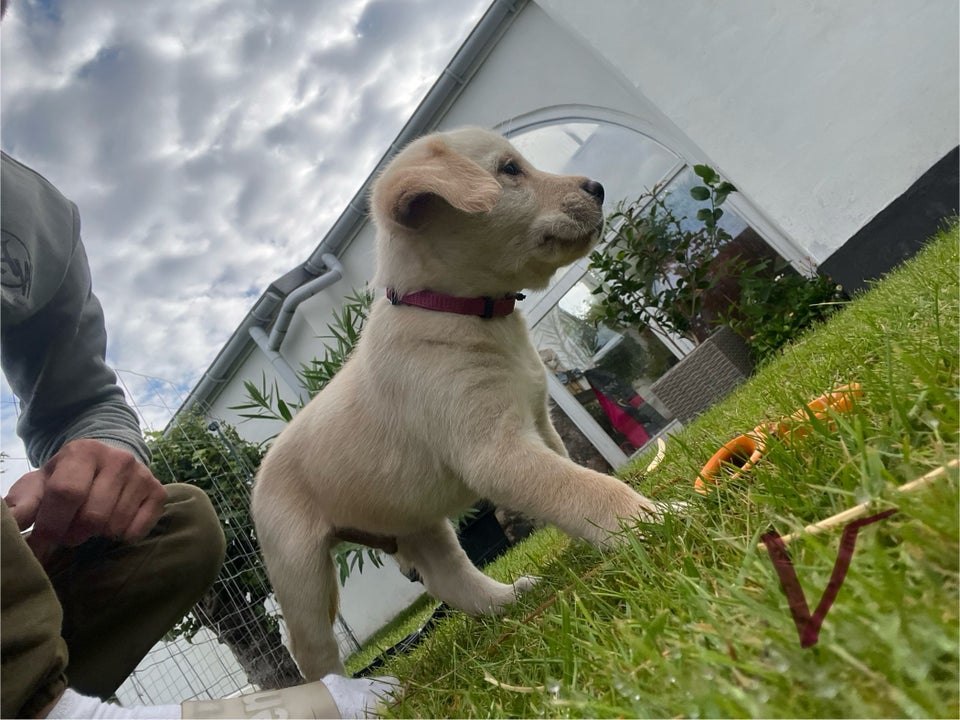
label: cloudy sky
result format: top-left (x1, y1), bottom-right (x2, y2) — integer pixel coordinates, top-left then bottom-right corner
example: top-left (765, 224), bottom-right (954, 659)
top-left (1, 0), bottom-right (490, 488)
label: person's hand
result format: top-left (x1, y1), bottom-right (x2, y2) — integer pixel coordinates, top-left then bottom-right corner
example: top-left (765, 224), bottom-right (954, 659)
top-left (4, 438), bottom-right (167, 562)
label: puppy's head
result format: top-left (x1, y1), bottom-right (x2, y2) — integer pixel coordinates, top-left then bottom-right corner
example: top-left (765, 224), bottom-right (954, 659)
top-left (370, 127), bottom-right (605, 296)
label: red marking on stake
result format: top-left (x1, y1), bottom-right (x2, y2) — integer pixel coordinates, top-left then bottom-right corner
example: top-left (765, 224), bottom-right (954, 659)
top-left (761, 508), bottom-right (898, 648)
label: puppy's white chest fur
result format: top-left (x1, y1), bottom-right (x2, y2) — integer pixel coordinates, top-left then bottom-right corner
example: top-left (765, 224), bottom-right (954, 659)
top-left (254, 303), bottom-right (552, 542)
top-left (359, 301), bottom-right (552, 505)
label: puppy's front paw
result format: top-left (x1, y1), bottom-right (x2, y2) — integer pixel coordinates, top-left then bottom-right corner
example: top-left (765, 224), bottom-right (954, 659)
top-left (634, 495), bottom-right (663, 522)
top-left (589, 492), bottom-right (663, 548)
top-left (512, 574), bottom-right (539, 596)
top-left (481, 575), bottom-right (540, 615)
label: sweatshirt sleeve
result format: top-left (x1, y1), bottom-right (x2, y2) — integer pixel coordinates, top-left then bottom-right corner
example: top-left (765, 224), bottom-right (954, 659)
top-left (1, 153), bottom-right (151, 468)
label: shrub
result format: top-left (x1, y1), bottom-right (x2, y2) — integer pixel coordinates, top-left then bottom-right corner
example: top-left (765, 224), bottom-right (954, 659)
top-left (589, 165), bottom-right (736, 344)
top-left (589, 166), bottom-right (845, 359)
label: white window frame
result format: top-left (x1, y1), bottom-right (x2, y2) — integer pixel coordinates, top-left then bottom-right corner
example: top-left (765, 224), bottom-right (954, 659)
top-left (496, 106), bottom-right (806, 467)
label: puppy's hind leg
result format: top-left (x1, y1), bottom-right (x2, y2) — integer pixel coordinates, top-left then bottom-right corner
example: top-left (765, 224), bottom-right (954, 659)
top-left (394, 521), bottom-right (536, 616)
top-left (263, 534), bottom-right (345, 680)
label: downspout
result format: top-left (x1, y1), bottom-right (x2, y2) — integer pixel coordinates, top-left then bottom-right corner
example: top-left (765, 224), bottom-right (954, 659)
top-left (248, 253), bottom-right (345, 395)
top-left (247, 326), bottom-right (305, 398)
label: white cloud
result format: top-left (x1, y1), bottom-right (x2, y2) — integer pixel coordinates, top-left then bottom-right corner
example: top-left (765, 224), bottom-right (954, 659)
top-left (1, 0), bottom-right (490, 486)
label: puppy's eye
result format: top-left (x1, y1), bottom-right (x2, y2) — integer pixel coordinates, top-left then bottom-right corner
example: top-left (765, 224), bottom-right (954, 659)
top-left (499, 160), bottom-right (522, 177)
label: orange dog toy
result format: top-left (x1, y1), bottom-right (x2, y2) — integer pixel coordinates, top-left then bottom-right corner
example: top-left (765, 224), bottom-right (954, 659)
top-left (695, 383), bottom-right (863, 494)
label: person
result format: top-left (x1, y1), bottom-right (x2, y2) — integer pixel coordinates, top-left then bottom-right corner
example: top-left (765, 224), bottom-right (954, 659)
top-left (0, 54), bottom-right (395, 720)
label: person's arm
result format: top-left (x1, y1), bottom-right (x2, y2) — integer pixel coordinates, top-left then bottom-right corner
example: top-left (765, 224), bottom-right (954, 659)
top-left (2, 152), bottom-right (149, 467)
top-left (1, 153), bottom-right (165, 558)
top-left (2, 236), bottom-right (150, 467)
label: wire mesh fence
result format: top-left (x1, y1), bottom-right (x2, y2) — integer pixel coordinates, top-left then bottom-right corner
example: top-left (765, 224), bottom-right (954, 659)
top-left (111, 371), bottom-right (362, 705)
top-left (1, 367), bottom-right (392, 705)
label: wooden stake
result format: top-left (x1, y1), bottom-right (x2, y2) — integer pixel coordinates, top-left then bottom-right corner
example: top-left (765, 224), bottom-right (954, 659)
top-left (762, 458), bottom-right (959, 548)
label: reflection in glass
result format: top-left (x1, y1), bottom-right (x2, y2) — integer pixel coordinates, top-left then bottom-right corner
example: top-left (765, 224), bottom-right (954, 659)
top-left (532, 277), bottom-right (677, 456)
top-left (658, 166), bottom-right (748, 239)
top-left (508, 122), bottom-right (680, 215)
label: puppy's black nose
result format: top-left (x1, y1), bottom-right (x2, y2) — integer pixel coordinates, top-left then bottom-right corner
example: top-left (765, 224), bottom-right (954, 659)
top-left (581, 179), bottom-right (604, 205)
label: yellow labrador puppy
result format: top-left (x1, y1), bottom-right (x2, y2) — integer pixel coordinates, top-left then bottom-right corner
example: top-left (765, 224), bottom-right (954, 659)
top-left (252, 127), bottom-right (657, 679)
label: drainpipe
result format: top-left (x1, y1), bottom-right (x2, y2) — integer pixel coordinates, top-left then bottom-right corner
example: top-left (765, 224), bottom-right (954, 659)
top-left (247, 326), bottom-right (304, 397)
top-left (248, 253), bottom-right (345, 396)
top-left (267, 253), bottom-right (344, 351)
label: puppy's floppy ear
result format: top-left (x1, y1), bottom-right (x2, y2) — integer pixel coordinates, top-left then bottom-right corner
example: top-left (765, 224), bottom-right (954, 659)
top-left (373, 137), bottom-right (502, 228)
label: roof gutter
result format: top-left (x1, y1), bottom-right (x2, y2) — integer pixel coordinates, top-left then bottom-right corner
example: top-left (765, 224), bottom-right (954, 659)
top-left (170, 0), bottom-right (526, 425)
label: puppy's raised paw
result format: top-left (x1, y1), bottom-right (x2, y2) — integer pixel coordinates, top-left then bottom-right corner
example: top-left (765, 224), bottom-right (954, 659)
top-left (478, 575), bottom-right (541, 616)
top-left (512, 574), bottom-right (540, 596)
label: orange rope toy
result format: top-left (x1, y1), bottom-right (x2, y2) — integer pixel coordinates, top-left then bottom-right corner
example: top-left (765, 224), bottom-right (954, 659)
top-left (695, 383), bottom-right (863, 494)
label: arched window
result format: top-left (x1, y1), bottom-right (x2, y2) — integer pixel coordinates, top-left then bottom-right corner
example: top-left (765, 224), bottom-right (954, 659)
top-left (498, 114), bottom-right (791, 466)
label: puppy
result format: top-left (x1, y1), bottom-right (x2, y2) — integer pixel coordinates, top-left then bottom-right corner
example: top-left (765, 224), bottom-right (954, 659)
top-left (251, 127), bottom-right (658, 680)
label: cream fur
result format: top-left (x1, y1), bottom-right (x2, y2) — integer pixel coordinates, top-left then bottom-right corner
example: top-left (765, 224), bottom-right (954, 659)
top-left (251, 127), bottom-right (658, 680)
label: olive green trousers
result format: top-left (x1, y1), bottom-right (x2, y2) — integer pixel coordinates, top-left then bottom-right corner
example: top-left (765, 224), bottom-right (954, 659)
top-left (1, 484), bottom-right (225, 718)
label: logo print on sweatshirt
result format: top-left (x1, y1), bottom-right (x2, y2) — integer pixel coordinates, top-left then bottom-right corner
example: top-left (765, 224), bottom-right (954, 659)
top-left (1, 231), bottom-right (32, 299)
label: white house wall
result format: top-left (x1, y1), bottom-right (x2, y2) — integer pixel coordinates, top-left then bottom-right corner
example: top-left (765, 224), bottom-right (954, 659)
top-left (441, 4), bottom-right (669, 133)
top-left (537, 0), bottom-right (960, 263)
top-left (420, 2), bottom-right (805, 263)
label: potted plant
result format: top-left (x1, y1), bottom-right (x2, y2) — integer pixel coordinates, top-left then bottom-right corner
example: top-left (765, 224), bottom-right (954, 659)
top-left (586, 167), bottom-right (756, 421)
top-left (587, 166), bottom-right (845, 423)
top-left (588, 165), bottom-right (738, 345)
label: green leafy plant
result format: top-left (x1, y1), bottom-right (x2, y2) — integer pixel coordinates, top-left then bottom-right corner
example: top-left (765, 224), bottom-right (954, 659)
top-left (147, 411), bottom-right (303, 688)
top-left (589, 166), bottom-right (845, 358)
top-left (589, 165), bottom-right (737, 344)
top-left (723, 257), bottom-right (847, 361)
top-left (300, 287), bottom-right (374, 397)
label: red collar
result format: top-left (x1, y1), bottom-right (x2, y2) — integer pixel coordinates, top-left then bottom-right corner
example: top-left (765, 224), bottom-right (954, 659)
top-left (386, 288), bottom-right (525, 319)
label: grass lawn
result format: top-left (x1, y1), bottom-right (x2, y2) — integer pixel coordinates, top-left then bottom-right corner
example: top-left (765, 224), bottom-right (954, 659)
top-left (352, 221), bottom-right (959, 718)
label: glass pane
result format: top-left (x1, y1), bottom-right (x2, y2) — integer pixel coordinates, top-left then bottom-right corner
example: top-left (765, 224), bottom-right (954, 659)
top-left (659, 166), bottom-right (748, 239)
top-left (508, 122), bottom-right (680, 215)
top-left (531, 276), bottom-right (678, 456)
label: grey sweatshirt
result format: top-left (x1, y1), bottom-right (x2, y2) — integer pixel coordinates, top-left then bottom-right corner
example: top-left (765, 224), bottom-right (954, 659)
top-left (1, 151), bottom-right (150, 468)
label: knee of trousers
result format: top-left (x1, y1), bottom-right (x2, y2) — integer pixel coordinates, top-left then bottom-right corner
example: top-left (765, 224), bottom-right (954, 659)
top-left (160, 483), bottom-right (227, 592)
